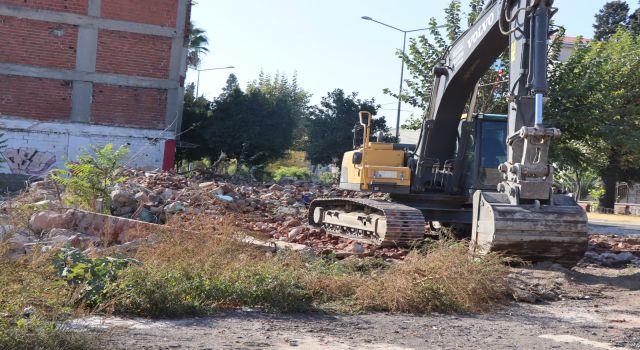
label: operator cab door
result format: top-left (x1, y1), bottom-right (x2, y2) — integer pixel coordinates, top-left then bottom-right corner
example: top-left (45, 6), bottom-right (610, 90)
top-left (466, 114), bottom-right (508, 192)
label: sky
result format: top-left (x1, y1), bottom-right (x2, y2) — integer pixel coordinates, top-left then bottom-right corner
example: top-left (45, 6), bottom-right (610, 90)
top-left (186, 0), bottom-right (639, 128)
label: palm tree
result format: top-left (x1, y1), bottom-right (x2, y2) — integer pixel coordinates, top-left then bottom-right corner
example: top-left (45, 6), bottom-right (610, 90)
top-left (187, 21), bottom-right (209, 68)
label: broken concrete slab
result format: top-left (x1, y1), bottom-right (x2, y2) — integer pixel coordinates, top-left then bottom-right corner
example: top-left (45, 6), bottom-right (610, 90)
top-left (29, 209), bottom-right (169, 243)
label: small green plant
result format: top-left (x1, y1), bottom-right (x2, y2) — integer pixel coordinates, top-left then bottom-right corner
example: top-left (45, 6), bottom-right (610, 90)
top-left (52, 247), bottom-right (140, 307)
top-left (588, 182), bottom-right (605, 201)
top-left (51, 144), bottom-right (129, 212)
top-left (273, 166), bottom-right (310, 181)
top-left (318, 172), bottom-right (337, 184)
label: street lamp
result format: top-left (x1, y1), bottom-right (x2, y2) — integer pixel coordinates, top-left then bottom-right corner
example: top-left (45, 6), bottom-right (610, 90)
top-left (362, 16), bottom-right (440, 138)
top-left (191, 66), bottom-right (235, 97)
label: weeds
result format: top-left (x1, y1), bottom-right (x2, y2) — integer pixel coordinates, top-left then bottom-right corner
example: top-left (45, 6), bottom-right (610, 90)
top-left (89, 225), bottom-right (510, 316)
top-left (354, 241), bottom-right (511, 313)
top-left (0, 322), bottom-right (105, 350)
top-left (52, 247), bottom-right (140, 307)
top-left (273, 166), bottom-right (310, 181)
top-left (51, 144), bottom-right (129, 213)
top-left (0, 248), bottom-right (107, 349)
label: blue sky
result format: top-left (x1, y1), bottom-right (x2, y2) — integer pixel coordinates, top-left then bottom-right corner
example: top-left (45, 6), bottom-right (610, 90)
top-left (187, 0), bottom-right (638, 126)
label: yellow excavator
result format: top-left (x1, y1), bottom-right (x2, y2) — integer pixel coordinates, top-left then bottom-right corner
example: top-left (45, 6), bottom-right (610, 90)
top-left (309, 0), bottom-right (588, 266)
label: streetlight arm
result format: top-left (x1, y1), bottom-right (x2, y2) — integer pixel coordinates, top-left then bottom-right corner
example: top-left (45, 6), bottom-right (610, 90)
top-left (198, 66), bottom-right (235, 72)
top-left (405, 27), bottom-right (429, 33)
top-left (362, 17), bottom-right (405, 33)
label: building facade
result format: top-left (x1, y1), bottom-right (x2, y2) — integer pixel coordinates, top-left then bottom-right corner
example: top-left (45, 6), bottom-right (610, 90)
top-left (0, 0), bottom-right (190, 184)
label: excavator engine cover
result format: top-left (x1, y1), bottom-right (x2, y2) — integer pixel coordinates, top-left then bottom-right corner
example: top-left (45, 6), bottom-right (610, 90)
top-left (470, 191), bottom-right (588, 267)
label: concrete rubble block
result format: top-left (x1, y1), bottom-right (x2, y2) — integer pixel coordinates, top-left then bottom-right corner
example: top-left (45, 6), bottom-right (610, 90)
top-left (110, 189), bottom-right (137, 207)
top-left (287, 226), bottom-right (305, 241)
top-left (29, 209), bottom-right (169, 244)
top-left (29, 210), bottom-right (73, 235)
top-left (198, 182), bottom-right (216, 189)
top-left (1, 231), bottom-right (35, 260)
top-left (164, 202), bottom-right (185, 214)
top-left (134, 192), bottom-right (149, 203)
top-left (155, 188), bottom-right (175, 201)
top-left (69, 210), bottom-right (169, 243)
top-left (278, 207), bottom-right (298, 216)
top-left (46, 228), bottom-right (78, 238)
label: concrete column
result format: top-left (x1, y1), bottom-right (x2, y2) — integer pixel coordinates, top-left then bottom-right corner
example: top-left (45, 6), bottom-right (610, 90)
top-left (71, 0), bottom-right (101, 123)
top-left (166, 0), bottom-right (189, 135)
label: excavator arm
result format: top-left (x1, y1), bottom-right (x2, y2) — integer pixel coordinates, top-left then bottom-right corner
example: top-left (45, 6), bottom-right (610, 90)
top-left (412, 0), bottom-right (587, 266)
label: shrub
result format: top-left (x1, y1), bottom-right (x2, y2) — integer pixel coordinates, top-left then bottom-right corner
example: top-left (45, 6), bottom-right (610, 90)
top-left (51, 144), bottom-right (129, 213)
top-left (273, 166), bottom-right (310, 181)
top-left (52, 247), bottom-right (140, 307)
top-left (318, 172), bottom-right (337, 183)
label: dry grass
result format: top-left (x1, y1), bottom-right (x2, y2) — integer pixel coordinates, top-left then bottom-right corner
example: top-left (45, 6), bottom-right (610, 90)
top-left (0, 248), bottom-right (106, 350)
top-left (99, 222), bottom-right (511, 316)
top-left (0, 212), bottom-right (511, 323)
top-left (354, 242), bottom-right (511, 313)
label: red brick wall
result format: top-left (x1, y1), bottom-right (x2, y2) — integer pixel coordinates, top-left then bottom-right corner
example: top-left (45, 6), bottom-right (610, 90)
top-left (91, 84), bottom-right (167, 129)
top-left (0, 17), bottom-right (77, 70)
top-left (100, 0), bottom-right (178, 27)
top-left (95, 30), bottom-right (172, 79)
top-left (0, 75), bottom-right (71, 120)
top-left (0, 0), bottom-right (88, 15)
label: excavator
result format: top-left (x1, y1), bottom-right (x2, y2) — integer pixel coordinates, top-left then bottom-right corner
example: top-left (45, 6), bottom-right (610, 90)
top-left (309, 0), bottom-right (588, 266)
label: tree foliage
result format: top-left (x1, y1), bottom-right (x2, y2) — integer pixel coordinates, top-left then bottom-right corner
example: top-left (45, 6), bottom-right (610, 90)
top-left (305, 89), bottom-right (392, 165)
top-left (631, 3), bottom-right (640, 35)
top-left (176, 82), bottom-right (212, 162)
top-left (547, 30), bottom-right (640, 209)
top-left (51, 144), bottom-right (129, 213)
top-left (179, 73), bottom-right (309, 167)
top-left (385, 0), bottom-right (508, 118)
top-left (593, 1), bottom-right (630, 41)
top-left (187, 21), bottom-right (209, 68)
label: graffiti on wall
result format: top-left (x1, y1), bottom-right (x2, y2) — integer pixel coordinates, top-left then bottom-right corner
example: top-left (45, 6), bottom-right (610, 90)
top-left (1, 148), bottom-right (57, 176)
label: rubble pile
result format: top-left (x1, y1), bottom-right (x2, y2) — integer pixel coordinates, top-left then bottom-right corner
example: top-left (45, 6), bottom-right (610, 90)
top-left (1, 169), bottom-right (638, 265)
top-left (583, 235), bottom-right (640, 267)
top-left (0, 170), bottom-right (405, 260)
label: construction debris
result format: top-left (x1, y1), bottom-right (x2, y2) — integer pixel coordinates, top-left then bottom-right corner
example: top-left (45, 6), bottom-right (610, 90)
top-left (1, 169), bottom-right (637, 265)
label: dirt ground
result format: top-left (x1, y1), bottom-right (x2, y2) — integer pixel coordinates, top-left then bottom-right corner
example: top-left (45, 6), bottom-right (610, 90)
top-left (71, 264), bottom-right (640, 350)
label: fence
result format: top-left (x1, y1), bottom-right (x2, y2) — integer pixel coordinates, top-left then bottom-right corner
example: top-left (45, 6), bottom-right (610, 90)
top-left (578, 201), bottom-right (640, 216)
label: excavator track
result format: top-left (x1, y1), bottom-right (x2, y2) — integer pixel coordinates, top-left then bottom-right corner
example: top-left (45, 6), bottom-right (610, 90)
top-left (308, 198), bottom-right (425, 246)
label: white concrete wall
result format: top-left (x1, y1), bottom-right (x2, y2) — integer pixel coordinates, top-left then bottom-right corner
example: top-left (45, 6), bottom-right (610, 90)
top-left (0, 116), bottom-right (172, 177)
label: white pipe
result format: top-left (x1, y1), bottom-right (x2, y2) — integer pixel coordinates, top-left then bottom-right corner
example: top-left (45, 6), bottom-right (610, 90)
top-left (535, 93), bottom-right (544, 127)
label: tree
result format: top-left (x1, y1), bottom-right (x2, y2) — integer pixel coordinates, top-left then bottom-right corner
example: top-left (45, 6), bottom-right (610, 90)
top-left (179, 73), bottom-right (309, 167)
top-left (593, 1), bottom-right (630, 41)
top-left (247, 71), bottom-right (311, 151)
top-left (187, 21), bottom-right (209, 68)
top-left (176, 83), bottom-right (213, 162)
top-left (630, 3), bottom-right (640, 35)
top-left (306, 89), bottom-right (392, 165)
top-left (401, 115), bottom-right (423, 130)
top-left (385, 0), bottom-right (508, 117)
top-left (547, 30), bottom-right (640, 209)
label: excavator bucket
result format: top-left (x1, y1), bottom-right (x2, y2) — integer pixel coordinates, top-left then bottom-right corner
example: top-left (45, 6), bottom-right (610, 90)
top-left (470, 191), bottom-right (589, 267)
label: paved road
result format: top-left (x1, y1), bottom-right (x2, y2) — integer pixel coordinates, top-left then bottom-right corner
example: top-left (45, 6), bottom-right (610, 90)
top-left (589, 220), bottom-right (640, 236)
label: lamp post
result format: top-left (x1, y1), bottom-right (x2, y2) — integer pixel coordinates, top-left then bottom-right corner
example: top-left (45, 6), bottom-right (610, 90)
top-left (191, 66), bottom-right (235, 97)
top-left (361, 16), bottom-right (437, 138)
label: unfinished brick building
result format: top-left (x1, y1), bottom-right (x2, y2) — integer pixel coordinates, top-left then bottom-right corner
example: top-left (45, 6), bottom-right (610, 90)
top-left (0, 0), bottom-right (190, 184)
